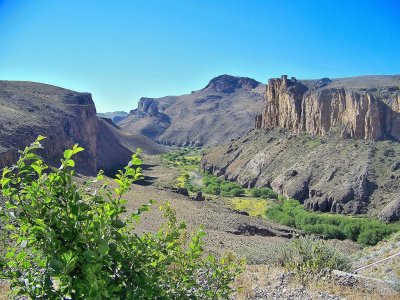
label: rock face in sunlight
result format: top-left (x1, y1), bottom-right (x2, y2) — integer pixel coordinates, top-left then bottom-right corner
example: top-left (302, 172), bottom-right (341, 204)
top-left (118, 74), bottom-right (265, 146)
top-left (202, 75), bottom-right (400, 221)
top-left (0, 81), bottom-right (165, 175)
top-left (256, 75), bottom-right (400, 141)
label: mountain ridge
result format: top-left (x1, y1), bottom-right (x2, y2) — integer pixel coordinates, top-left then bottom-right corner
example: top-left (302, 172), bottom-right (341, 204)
top-left (117, 74), bottom-right (265, 146)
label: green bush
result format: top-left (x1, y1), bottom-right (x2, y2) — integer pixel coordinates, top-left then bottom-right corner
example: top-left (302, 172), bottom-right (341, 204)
top-left (250, 187), bottom-right (278, 199)
top-left (266, 199), bottom-right (400, 245)
top-left (202, 175), bottom-right (244, 197)
top-left (0, 137), bottom-right (243, 299)
top-left (273, 236), bottom-right (351, 281)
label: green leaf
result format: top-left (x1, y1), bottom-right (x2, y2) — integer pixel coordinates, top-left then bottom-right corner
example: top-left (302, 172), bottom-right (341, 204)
top-left (63, 149), bottom-right (74, 159)
top-left (83, 250), bottom-right (97, 262)
top-left (31, 164), bottom-right (43, 176)
top-left (65, 159), bottom-right (75, 167)
top-left (72, 144), bottom-right (84, 154)
top-left (49, 258), bottom-right (65, 272)
top-left (111, 219), bottom-right (126, 229)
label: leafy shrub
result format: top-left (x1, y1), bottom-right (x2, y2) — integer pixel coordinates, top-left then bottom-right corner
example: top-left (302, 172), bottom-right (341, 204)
top-left (0, 137), bottom-right (243, 299)
top-left (202, 175), bottom-right (244, 197)
top-left (231, 198), bottom-right (267, 218)
top-left (273, 236), bottom-right (351, 281)
top-left (250, 187), bottom-right (278, 199)
top-left (203, 183), bottom-right (221, 195)
top-left (184, 181), bottom-right (200, 193)
top-left (266, 199), bottom-right (400, 245)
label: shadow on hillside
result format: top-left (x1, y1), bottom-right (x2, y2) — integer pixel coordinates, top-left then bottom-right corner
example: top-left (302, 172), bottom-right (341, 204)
top-left (141, 163), bottom-right (157, 171)
top-left (136, 175), bottom-right (157, 186)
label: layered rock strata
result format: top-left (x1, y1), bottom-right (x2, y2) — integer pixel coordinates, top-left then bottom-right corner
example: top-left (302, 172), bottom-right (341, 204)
top-left (256, 75), bottom-right (400, 141)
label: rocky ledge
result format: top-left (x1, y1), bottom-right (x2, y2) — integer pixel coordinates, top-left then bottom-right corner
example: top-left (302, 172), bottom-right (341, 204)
top-left (256, 75), bottom-right (400, 141)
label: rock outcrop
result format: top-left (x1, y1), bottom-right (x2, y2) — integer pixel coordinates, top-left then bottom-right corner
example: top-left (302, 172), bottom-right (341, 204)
top-left (257, 75), bottom-right (400, 141)
top-left (0, 81), bottom-right (165, 175)
top-left (118, 75), bottom-right (265, 146)
top-left (202, 75), bottom-right (400, 221)
top-left (379, 198), bottom-right (400, 222)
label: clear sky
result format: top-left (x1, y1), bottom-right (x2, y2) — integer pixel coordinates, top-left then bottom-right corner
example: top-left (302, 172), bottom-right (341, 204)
top-left (0, 0), bottom-right (399, 112)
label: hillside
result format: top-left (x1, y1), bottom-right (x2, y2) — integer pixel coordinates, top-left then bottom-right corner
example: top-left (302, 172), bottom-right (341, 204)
top-left (202, 75), bottom-right (400, 221)
top-left (118, 75), bottom-right (265, 146)
top-left (97, 111), bottom-right (128, 123)
top-left (0, 81), bottom-right (165, 175)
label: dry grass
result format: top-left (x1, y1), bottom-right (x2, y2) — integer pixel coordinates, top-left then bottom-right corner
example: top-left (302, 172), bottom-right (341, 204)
top-left (232, 264), bottom-right (400, 300)
top-left (0, 282), bottom-right (10, 300)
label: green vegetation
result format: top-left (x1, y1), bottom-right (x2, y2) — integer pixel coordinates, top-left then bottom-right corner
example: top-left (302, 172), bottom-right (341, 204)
top-left (231, 198), bottom-right (268, 218)
top-left (0, 137), bottom-right (242, 299)
top-left (203, 174), bottom-right (244, 197)
top-left (273, 236), bottom-right (351, 281)
top-left (162, 147), bottom-right (202, 170)
top-left (249, 187), bottom-right (278, 199)
top-left (175, 171), bottom-right (200, 192)
top-left (266, 198), bottom-right (400, 246)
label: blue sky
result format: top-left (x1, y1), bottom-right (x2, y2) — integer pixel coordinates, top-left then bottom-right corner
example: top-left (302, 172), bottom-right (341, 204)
top-left (0, 0), bottom-right (399, 112)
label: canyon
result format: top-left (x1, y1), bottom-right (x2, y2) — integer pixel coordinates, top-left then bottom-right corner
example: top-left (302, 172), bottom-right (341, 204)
top-left (202, 75), bottom-right (400, 221)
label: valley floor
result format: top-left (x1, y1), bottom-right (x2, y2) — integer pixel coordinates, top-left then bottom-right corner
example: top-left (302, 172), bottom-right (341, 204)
top-left (124, 155), bottom-right (400, 299)
top-left (1, 154), bottom-right (398, 299)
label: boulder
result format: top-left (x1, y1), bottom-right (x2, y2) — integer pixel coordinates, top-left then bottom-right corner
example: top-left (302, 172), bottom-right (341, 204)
top-left (194, 191), bottom-right (205, 201)
top-left (379, 198), bottom-right (400, 222)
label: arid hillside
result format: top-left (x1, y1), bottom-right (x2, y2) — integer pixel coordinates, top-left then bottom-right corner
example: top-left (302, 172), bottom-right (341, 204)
top-left (202, 75), bottom-right (400, 221)
top-left (0, 81), bottom-right (165, 175)
top-left (118, 75), bottom-right (265, 146)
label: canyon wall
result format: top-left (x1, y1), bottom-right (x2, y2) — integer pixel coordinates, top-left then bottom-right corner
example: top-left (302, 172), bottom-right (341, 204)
top-left (256, 75), bottom-right (400, 141)
top-left (202, 75), bottom-right (400, 221)
top-left (0, 81), bottom-right (137, 175)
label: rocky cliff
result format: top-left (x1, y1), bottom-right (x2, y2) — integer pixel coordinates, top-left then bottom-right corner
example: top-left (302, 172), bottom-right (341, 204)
top-left (257, 75), bottom-right (400, 141)
top-left (118, 75), bottom-right (265, 146)
top-left (202, 75), bottom-right (400, 221)
top-left (0, 81), bottom-right (165, 175)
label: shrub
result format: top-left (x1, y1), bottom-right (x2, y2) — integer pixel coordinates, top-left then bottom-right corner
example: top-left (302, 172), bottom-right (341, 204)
top-left (273, 236), bottom-right (351, 281)
top-left (202, 175), bottom-right (244, 197)
top-left (265, 198), bottom-right (400, 245)
top-left (250, 187), bottom-right (278, 199)
top-left (0, 137), bottom-right (243, 299)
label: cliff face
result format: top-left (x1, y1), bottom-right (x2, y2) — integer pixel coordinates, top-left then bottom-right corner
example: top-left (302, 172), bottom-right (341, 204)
top-left (257, 75), bottom-right (400, 141)
top-left (0, 81), bottom-right (162, 175)
top-left (202, 75), bottom-right (400, 221)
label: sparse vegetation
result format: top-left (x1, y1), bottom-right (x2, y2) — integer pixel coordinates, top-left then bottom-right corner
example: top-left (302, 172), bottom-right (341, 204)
top-left (271, 237), bottom-right (351, 281)
top-left (162, 147), bottom-right (202, 170)
top-left (266, 198), bottom-right (400, 245)
top-left (0, 137), bottom-right (243, 299)
top-left (231, 198), bottom-right (268, 218)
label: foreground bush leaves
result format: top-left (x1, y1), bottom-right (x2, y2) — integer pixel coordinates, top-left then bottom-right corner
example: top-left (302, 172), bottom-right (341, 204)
top-left (0, 136), bottom-right (243, 299)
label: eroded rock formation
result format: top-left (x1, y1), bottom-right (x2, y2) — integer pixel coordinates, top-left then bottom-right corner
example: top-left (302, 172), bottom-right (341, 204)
top-left (202, 75), bottom-right (400, 221)
top-left (257, 75), bottom-right (400, 141)
top-left (0, 81), bottom-right (164, 175)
